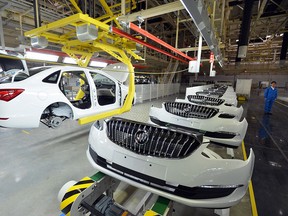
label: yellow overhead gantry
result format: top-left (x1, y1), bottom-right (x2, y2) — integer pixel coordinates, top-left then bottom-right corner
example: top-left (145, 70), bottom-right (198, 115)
top-left (24, 12), bottom-right (142, 125)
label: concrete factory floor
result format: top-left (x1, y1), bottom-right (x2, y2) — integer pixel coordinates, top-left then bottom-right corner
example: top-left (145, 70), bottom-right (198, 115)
top-left (3, 91), bottom-right (287, 215)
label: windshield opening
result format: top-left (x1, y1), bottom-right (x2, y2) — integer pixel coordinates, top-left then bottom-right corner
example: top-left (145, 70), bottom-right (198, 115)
top-left (0, 56), bottom-right (25, 72)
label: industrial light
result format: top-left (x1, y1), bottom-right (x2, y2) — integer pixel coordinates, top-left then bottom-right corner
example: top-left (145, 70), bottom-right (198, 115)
top-left (89, 61), bottom-right (108, 68)
top-left (136, 16), bottom-right (145, 26)
top-left (280, 33), bottom-right (284, 36)
top-left (236, 39), bottom-right (239, 42)
top-left (63, 57), bottom-right (77, 64)
top-left (25, 51), bottom-right (59, 62)
top-left (266, 35), bottom-right (272, 38)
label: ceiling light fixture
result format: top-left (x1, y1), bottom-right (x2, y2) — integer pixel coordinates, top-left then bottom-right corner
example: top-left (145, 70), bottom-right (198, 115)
top-left (25, 51), bottom-right (59, 62)
top-left (63, 57), bottom-right (77, 64)
top-left (89, 61), bottom-right (108, 68)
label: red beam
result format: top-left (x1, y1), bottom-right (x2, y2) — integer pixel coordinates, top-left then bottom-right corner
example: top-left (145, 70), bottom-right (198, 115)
top-left (129, 22), bottom-right (195, 61)
top-left (112, 27), bottom-right (189, 64)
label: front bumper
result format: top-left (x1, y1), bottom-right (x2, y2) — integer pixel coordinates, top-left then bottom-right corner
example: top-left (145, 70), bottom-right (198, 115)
top-left (149, 106), bottom-right (248, 147)
top-left (87, 119), bottom-right (255, 208)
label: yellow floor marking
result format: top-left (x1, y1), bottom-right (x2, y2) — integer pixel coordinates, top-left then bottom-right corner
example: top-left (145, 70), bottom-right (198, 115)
top-left (241, 141), bottom-right (258, 216)
top-left (275, 100), bottom-right (288, 108)
top-left (21, 130), bottom-right (30, 135)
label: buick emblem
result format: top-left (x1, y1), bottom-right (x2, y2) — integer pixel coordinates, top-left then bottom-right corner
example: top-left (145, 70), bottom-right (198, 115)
top-left (135, 130), bottom-right (149, 145)
top-left (183, 107), bottom-right (191, 113)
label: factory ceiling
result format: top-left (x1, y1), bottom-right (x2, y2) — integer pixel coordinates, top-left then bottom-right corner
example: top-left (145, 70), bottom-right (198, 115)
top-left (0, 0), bottom-right (287, 74)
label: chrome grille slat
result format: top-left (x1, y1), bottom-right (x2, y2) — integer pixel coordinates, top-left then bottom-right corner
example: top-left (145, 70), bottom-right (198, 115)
top-left (130, 122), bottom-right (137, 150)
top-left (154, 129), bottom-right (165, 156)
top-left (126, 122), bottom-right (132, 148)
top-left (106, 118), bottom-right (201, 159)
top-left (121, 121), bottom-right (127, 146)
top-left (138, 125), bottom-right (147, 153)
top-left (159, 131), bottom-right (170, 156)
top-left (184, 139), bottom-right (196, 156)
top-left (164, 102), bottom-right (219, 119)
top-left (111, 120), bottom-right (115, 141)
top-left (134, 123), bottom-right (142, 151)
top-left (143, 126), bottom-right (152, 154)
top-left (170, 134), bottom-right (183, 157)
top-left (108, 120), bottom-right (113, 139)
top-left (149, 128), bottom-right (158, 154)
top-left (177, 136), bottom-right (190, 157)
top-left (114, 120), bottom-right (118, 142)
top-left (164, 132), bottom-right (177, 157)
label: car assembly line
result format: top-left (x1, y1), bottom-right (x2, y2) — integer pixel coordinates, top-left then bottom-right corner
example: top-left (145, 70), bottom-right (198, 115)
top-left (4, 0), bottom-right (288, 216)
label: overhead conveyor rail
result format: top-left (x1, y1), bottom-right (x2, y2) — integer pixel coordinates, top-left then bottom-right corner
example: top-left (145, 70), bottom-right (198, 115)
top-left (129, 23), bottom-right (195, 62)
top-left (111, 27), bottom-right (190, 64)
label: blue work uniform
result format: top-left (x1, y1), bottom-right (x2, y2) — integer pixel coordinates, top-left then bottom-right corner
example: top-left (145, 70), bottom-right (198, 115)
top-left (264, 86), bottom-right (278, 113)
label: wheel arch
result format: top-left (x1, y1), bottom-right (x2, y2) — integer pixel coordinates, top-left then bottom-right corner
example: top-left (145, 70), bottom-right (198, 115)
top-left (41, 101), bottom-right (74, 119)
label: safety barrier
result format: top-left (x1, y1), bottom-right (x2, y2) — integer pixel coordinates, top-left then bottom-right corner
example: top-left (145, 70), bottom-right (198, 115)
top-left (135, 83), bottom-right (180, 103)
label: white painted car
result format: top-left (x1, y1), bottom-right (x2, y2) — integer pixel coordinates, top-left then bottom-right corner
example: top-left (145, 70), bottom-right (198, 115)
top-left (149, 102), bottom-right (248, 147)
top-left (87, 118), bottom-right (255, 208)
top-left (175, 95), bottom-right (244, 120)
top-left (0, 63), bottom-right (134, 128)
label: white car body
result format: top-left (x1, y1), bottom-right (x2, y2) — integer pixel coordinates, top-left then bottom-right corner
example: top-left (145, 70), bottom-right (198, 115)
top-left (149, 102), bottom-right (248, 147)
top-left (0, 63), bottom-right (134, 128)
top-left (175, 96), bottom-right (243, 120)
top-left (87, 118), bottom-right (255, 208)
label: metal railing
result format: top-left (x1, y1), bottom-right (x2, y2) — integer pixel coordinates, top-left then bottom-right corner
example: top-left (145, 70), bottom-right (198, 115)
top-left (135, 83), bottom-right (180, 103)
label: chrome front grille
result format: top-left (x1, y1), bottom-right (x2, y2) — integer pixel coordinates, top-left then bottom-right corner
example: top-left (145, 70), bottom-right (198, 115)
top-left (106, 118), bottom-right (201, 158)
top-left (187, 95), bottom-right (225, 106)
top-left (164, 102), bottom-right (219, 119)
top-left (196, 87), bottom-right (226, 98)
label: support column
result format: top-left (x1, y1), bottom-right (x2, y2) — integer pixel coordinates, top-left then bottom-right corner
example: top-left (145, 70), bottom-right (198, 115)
top-left (280, 32), bottom-right (288, 65)
top-left (33, 0), bottom-right (41, 28)
top-left (0, 2), bottom-right (11, 49)
top-left (235, 0), bottom-right (254, 63)
top-left (0, 16), bottom-right (5, 49)
top-left (121, 0), bottom-right (126, 16)
top-left (220, 0), bottom-right (225, 37)
top-left (175, 11), bottom-right (180, 49)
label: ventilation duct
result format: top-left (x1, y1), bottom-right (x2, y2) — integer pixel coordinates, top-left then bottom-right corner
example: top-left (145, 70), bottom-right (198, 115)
top-left (236, 0), bottom-right (254, 62)
top-left (76, 24), bottom-right (98, 42)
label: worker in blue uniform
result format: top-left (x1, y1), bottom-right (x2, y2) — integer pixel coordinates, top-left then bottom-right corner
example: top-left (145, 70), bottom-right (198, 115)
top-left (264, 81), bottom-right (278, 114)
